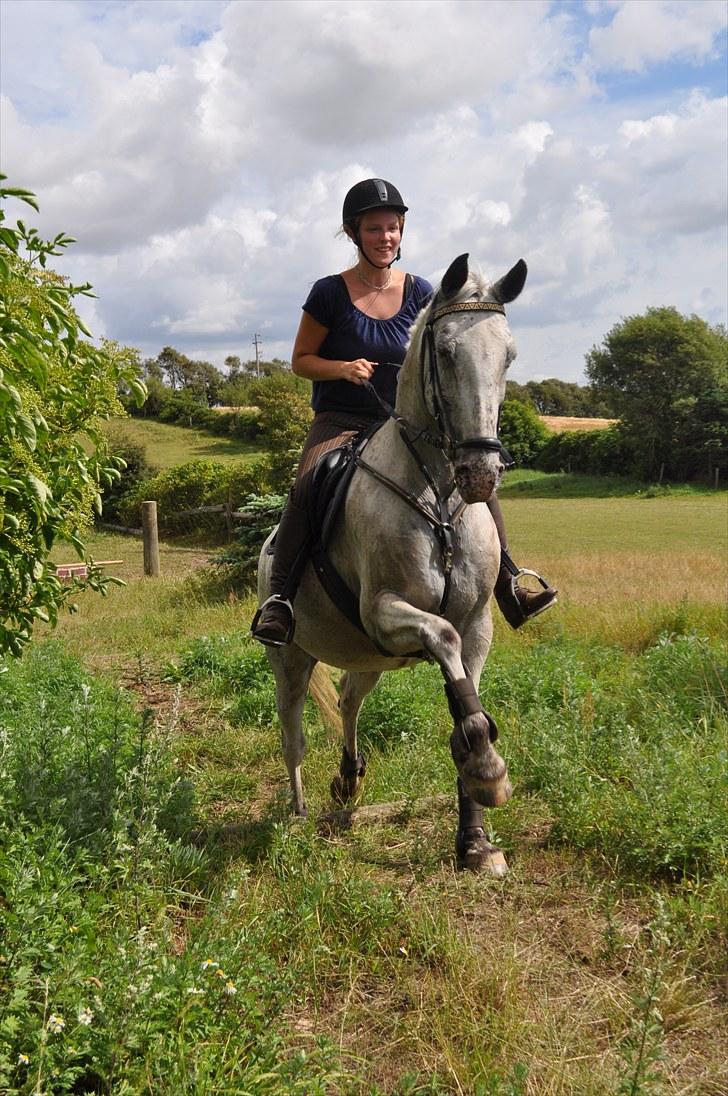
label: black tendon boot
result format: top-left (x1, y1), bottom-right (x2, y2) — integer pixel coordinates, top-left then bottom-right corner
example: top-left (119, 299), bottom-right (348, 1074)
top-left (251, 495), bottom-right (311, 647)
top-left (494, 549), bottom-right (558, 630)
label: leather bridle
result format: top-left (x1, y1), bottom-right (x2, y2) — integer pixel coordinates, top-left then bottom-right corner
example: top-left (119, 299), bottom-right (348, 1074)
top-left (422, 299), bottom-right (513, 465)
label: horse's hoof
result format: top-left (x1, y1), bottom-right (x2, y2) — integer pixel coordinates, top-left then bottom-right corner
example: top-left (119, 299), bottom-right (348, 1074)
top-left (467, 774), bottom-right (513, 808)
top-left (331, 750), bottom-right (366, 805)
top-left (330, 773), bottom-right (363, 805)
top-left (456, 828), bottom-right (508, 876)
top-left (330, 774), bottom-right (348, 805)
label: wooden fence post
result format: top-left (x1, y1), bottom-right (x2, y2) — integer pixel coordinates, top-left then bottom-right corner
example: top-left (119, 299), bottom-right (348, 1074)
top-left (142, 500), bottom-right (161, 577)
top-left (225, 488), bottom-right (234, 540)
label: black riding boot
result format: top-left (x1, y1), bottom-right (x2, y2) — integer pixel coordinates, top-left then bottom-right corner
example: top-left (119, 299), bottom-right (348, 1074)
top-left (486, 496), bottom-right (558, 629)
top-left (251, 494), bottom-right (311, 647)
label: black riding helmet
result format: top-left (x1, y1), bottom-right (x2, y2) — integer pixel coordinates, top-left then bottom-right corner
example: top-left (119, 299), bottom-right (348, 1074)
top-left (342, 178), bottom-right (408, 267)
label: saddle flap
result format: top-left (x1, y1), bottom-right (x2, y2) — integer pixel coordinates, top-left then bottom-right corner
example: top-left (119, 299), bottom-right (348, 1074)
top-left (309, 421), bottom-right (384, 548)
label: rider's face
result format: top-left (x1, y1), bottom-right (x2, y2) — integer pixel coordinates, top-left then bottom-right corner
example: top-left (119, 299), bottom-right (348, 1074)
top-left (357, 209), bottom-right (402, 267)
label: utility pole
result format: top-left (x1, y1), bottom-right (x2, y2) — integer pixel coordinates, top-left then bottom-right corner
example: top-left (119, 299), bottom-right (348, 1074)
top-left (252, 333), bottom-right (262, 378)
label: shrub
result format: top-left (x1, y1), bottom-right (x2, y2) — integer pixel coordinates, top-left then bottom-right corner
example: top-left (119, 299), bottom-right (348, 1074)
top-left (100, 425), bottom-right (158, 521)
top-left (215, 492), bottom-right (286, 589)
top-left (535, 423), bottom-right (636, 476)
top-left (0, 642), bottom-right (344, 1096)
top-left (151, 391), bottom-right (261, 441)
top-left (498, 399), bottom-right (549, 466)
top-left (117, 459), bottom-right (272, 533)
top-left (250, 374), bottom-right (313, 492)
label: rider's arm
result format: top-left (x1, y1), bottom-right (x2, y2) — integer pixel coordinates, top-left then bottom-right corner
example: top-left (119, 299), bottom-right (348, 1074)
top-left (291, 312), bottom-right (374, 386)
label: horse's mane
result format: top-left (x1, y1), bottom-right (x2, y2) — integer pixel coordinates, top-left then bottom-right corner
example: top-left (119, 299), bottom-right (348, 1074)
top-left (406, 268), bottom-right (493, 362)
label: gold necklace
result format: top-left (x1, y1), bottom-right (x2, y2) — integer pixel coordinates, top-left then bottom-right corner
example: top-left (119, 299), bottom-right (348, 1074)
top-left (358, 265), bottom-right (392, 292)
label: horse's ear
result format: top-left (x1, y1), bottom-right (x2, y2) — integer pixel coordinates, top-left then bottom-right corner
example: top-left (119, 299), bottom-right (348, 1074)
top-left (491, 259), bottom-right (527, 304)
top-left (440, 253), bottom-right (470, 299)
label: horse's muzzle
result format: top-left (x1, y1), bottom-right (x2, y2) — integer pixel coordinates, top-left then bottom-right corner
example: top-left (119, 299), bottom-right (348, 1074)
top-left (454, 452), bottom-right (503, 503)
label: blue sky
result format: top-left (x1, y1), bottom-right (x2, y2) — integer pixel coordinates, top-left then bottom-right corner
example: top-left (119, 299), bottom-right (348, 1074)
top-left (1, 0), bottom-right (726, 383)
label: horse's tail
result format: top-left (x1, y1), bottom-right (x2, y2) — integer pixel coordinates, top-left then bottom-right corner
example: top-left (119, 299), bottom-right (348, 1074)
top-left (309, 663), bottom-right (342, 736)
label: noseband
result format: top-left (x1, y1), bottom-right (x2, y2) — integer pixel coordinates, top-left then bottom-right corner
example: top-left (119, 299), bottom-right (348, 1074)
top-left (423, 300), bottom-right (513, 466)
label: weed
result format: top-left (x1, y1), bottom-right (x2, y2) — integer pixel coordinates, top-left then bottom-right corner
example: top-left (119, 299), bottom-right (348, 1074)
top-left (616, 907), bottom-right (670, 1096)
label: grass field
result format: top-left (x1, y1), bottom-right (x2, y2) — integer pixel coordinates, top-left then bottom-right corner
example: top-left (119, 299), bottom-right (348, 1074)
top-left (3, 479), bottom-right (727, 1095)
top-left (104, 416), bottom-right (261, 470)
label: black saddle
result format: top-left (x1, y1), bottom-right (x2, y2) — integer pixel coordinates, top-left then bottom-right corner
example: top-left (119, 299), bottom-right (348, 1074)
top-left (308, 421), bottom-right (384, 549)
top-left (306, 420), bottom-right (389, 646)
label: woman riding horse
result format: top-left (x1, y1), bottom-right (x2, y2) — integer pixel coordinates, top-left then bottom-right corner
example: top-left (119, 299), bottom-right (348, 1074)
top-left (252, 178), bottom-right (556, 647)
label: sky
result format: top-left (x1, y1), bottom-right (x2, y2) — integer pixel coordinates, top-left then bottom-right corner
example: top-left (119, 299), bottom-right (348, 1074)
top-left (1, 0), bottom-right (726, 385)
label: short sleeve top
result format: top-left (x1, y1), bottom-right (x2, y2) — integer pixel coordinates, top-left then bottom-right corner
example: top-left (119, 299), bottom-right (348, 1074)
top-left (302, 273), bottom-right (433, 417)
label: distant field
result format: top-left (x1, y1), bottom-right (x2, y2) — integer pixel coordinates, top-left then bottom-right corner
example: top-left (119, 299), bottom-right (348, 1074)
top-left (105, 416), bottom-right (260, 470)
top-left (540, 415), bottom-right (616, 432)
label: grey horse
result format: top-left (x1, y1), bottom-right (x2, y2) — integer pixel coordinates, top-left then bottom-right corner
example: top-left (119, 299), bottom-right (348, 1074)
top-left (258, 253), bottom-right (528, 875)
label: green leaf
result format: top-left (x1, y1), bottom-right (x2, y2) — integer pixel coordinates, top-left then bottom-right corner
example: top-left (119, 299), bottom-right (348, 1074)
top-left (26, 474), bottom-right (51, 507)
top-left (15, 411), bottom-right (37, 450)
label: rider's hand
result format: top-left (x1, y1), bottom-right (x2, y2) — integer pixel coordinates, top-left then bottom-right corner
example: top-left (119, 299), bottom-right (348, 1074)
top-left (342, 358), bottom-right (376, 385)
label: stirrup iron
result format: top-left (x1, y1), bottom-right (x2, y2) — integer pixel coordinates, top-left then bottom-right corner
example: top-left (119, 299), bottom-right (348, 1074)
top-left (250, 595), bottom-right (295, 648)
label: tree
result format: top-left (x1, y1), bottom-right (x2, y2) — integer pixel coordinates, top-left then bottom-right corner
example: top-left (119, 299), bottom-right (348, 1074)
top-left (249, 373), bottom-right (313, 490)
top-left (0, 179), bottom-right (145, 655)
top-left (586, 308), bottom-right (727, 480)
top-left (498, 399), bottom-right (549, 466)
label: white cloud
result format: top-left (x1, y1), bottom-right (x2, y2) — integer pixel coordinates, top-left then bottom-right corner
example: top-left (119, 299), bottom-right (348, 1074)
top-left (589, 0), bottom-right (727, 71)
top-left (1, 0), bottom-right (726, 383)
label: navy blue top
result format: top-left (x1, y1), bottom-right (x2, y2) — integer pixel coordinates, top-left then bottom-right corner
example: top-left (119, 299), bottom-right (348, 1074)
top-left (302, 273), bottom-right (433, 417)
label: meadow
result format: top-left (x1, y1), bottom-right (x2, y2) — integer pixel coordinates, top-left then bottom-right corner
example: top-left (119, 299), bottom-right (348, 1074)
top-left (104, 416), bottom-right (261, 470)
top-left (1, 466), bottom-right (726, 1095)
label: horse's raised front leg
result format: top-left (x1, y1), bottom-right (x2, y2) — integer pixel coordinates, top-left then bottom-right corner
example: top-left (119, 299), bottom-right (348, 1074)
top-left (450, 615), bottom-right (508, 876)
top-left (367, 592), bottom-right (511, 810)
top-left (331, 669), bottom-right (380, 805)
top-left (266, 644), bottom-right (317, 817)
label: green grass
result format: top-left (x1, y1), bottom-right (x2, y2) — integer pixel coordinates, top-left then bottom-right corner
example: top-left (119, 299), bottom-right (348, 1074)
top-left (5, 483), bottom-right (728, 1094)
top-left (104, 416), bottom-right (262, 470)
top-left (499, 468), bottom-right (724, 498)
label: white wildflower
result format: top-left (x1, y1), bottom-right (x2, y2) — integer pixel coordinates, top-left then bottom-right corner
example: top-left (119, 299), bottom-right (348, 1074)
top-left (223, 980), bottom-right (237, 996)
top-left (17, 1052), bottom-right (30, 1065)
top-left (77, 1007), bottom-right (93, 1026)
top-left (201, 958), bottom-right (218, 971)
top-left (47, 1014), bottom-right (65, 1034)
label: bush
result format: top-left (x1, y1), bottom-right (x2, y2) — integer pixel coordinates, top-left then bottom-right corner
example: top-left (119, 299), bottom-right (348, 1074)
top-left (117, 458), bottom-right (273, 534)
top-left (151, 391), bottom-right (261, 441)
top-left (498, 399), bottom-right (549, 466)
top-left (0, 641), bottom-right (197, 858)
top-left (0, 642), bottom-right (343, 1095)
top-left (250, 374), bottom-right (313, 492)
top-left (481, 631), bottom-right (728, 879)
top-left (215, 492), bottom-right (286, 589)
top-left (535, 423), bottom-right (636, 476)
top-left (100, 425), bottom-right (157, 521)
